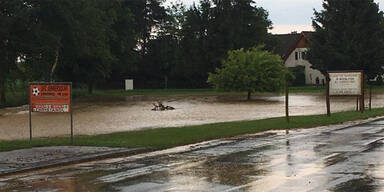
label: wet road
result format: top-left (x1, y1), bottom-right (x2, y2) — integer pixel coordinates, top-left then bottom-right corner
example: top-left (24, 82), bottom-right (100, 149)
top-left (2, 119), bottom-right (384, 191)
top-left (1, 93), bottom-right (384, 141)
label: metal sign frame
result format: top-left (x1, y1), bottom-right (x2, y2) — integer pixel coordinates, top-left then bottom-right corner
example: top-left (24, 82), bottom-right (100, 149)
top-left (28, 82), bottom-right (73, 144)
top-left (325, 71), bottom-right (364, 116)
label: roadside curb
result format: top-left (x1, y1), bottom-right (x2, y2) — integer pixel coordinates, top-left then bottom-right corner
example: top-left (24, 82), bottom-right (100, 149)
top-left (0, 147), bottom-right (152, 177)
top-left (223, 116), bottom-right (384, 141)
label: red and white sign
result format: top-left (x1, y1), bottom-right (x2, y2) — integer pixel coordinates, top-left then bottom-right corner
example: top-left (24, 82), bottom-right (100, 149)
top-left (30, 84), bottom-right (71, 113)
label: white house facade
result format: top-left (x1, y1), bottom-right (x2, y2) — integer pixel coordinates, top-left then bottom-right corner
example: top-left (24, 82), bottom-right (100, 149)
top-left (275, 32), bottom-right (325, 85)
top-left (285, 47), bottom-right (325, 85)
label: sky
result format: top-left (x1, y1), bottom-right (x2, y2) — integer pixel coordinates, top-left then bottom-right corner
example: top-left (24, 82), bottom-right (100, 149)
top-left (165, 0), bottom-right (384, 34)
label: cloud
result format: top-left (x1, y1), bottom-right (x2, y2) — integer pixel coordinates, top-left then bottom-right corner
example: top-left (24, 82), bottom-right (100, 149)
top-left (166, 0), bottom-right (384, 33)
top-left (270, 25), bottom-right (313, 34)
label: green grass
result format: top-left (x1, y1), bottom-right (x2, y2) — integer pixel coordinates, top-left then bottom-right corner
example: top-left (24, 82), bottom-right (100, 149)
top-left (4, 91), bottom-right (27, 107)
top-left (1, 108), bottom-right (384, 152)
top-left (0, 81), bottom-right (28, 108)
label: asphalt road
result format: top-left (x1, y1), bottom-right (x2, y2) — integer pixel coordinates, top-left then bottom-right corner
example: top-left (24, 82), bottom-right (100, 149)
top-left (1, 119), bottom-right (384, 191)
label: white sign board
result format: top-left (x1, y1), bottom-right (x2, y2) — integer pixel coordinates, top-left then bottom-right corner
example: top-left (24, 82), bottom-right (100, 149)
top-left (329, 72), bottom-right (362, 96)
top-left (125, 79), bottom-right (133, 90)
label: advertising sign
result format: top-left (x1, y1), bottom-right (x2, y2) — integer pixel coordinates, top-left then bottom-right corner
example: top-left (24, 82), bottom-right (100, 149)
top-left (329, 71), bottom-right (363, 96)
top-left (30, 83), bottom-right (71, 113)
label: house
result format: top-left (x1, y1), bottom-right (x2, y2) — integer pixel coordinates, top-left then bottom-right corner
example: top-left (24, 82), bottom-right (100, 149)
top-left (275, 32), bottom-right (325, 85)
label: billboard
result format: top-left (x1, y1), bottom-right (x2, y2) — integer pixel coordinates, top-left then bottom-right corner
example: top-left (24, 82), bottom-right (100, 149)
top-left (329, 71), bottom-right (363, 96)
top-left (29, 83), bottom-right (71, 113)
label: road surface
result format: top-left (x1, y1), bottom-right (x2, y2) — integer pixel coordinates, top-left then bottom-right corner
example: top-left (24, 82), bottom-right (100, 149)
top-left (1, 119), bottom-right (384, 191)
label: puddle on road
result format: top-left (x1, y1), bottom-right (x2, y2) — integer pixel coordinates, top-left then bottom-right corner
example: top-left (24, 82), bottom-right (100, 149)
top-left (3, 121), bottom-right (384, 191)
top-left (332, 178), bottom-right (376, 192)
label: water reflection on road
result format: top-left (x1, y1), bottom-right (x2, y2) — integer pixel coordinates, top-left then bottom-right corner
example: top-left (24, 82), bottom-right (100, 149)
top-left (2, 120), bottom-right (384, 191)
top-left (1, 93), bottom-right (383, 141)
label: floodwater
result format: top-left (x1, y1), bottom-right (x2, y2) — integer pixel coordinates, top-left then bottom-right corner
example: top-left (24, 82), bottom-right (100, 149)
top-left (0, 93), bottom-right (383, 140)
top-left (2, 119), bottom-right (384, 191)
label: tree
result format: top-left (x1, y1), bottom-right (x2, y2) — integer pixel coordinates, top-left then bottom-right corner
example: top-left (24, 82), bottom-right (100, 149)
top-left (145, 35), bottom-right (180, 89)
top-left (144, 1), bottom-right (185, 89)
top-left (24, 0), bottom-right (79, 82)
top-left (107, 1), bottom-right (138, 84)
top-left (30, 0), bottom-right (136, 93)
top-left (207, 46), bottom-right (291, 100)
top-left (124, 0), bottom-right (167, 56)
top-left (178, 2), bottom-right (211, 86)
top-left (208, 0), bottom-right (272, 71)
top-left (66, 0), bottom-right (115, 93)
top-left (308, 0), bottom-right (384, 80)
top-left (178, 0), bottom-right (272, 88)
top-left (0, 0), bottom-right (33, 105)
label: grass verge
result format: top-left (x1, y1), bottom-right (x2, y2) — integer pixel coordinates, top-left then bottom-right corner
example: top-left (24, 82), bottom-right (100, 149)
top-left (1, 108), bottom-right (384, 152)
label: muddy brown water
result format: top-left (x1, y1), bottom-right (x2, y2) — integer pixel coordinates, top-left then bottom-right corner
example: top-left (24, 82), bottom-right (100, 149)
top-left (0, 93), bottom-right (383, 141)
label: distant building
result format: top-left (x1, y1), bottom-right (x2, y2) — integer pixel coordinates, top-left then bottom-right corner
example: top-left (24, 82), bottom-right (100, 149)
top-left (275, 32), bottom-right (325, 85)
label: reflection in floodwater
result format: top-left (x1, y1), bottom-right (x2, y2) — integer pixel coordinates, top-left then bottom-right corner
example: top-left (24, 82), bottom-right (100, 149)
top-left (2, 120), bottom-right (384, 191)
top-left (333, 178), bottom-right (376, 192)
top-left (1, 93), bottom-right (384, 140)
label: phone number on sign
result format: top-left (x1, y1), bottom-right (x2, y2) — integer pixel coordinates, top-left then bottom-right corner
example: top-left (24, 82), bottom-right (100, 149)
top-left (32, 104), bottom-right (69, 112)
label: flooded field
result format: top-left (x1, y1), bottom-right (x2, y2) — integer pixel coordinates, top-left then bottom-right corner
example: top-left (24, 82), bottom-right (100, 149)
top-left (0, 93), bottom-right (383, 141)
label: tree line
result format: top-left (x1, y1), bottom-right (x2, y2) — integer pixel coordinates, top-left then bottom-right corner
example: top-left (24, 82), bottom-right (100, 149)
top-left (0, 0), bottom-right (274, 106)
top-left (2, 0), bottom-right (384, 107)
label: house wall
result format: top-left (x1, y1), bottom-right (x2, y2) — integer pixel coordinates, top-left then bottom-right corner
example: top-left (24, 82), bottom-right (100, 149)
top-left (285, 48), bottom-right (325, 85)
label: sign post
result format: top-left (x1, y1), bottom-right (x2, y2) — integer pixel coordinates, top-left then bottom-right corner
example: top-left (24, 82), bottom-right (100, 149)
top-left (285, 78), bottom-right (289, 123)
top-left (369, 84), bottom-right (372, 111)
top-left (327, 71), bottom-right (364, 116)
top-left (29, 82), bottom-right (73, 143)
top-left (326, 74), bottom-right (331, 116)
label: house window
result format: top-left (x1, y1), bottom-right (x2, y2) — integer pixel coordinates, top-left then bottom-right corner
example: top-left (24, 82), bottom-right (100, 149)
top-left (295, 51), bottom-right (308, 60)
top-left (302, 52), bottom-right (307, 60)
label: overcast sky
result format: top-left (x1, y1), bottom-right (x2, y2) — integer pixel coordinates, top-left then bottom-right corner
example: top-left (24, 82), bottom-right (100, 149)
top-left (165, 0), bottom-right (384, 34)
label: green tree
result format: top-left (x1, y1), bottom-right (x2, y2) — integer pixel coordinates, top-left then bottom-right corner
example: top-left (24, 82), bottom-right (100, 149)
top-left (179, 1), bottom-right (212, 86)
top-left (0, 0), bottom-right (32, 105)
top-left (24, 0), bottom-right (79, 82)
top-left (124, 0), bottom-right (167, 56)
top-left (107, 1), bottom-right (138, 82)
top-left (178, 2), bottom-right (210, 86)
top-left (308, 0), bottom-right (384, 80)
top-left (207, 46), bottom-right (290, 100)
top-left (30, 0), bottom-right (137, 93)
top-left (28, 0), bottom-right (116, 93)
top-left (65, 0), bottom-right (115, 93)
top-left (208, 0), bottom-right (272, 72)
top-left (143, 1), bottom-right (185, 89)
top-left (179, 0), bottom-right (272, 88)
